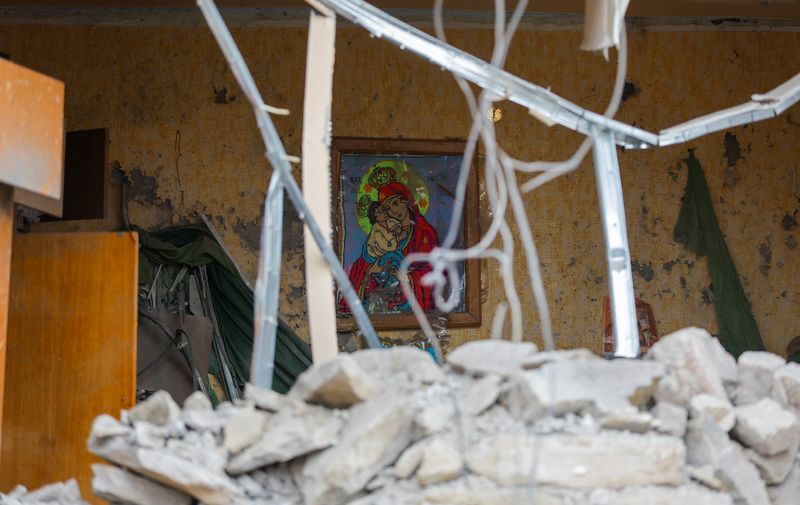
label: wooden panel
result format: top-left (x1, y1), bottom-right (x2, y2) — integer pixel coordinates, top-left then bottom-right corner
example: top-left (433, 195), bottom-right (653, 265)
top-left (0, 232), bottom-right (138, 503)
top-left (0, 184), bottom-right (13, 454)
top-left (0, 59), bottom-right (64, 204)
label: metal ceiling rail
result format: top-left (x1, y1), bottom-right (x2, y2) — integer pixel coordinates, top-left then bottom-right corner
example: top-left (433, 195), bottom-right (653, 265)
top-left (310, 0), bottom-right (800, 151)
top-left (198, 0), bottom-right (381, 391)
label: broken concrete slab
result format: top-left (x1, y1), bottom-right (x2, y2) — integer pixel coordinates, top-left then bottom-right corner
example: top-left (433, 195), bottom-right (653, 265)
top-left (289, 354), bottom-right (381, 408)
top-left (599, 409), bottom-right (654, 433)
top-left (520, 348), bottom-right (599, 370)
top-left (134, 448), bottom-right (242, 505)
top-left (394, 442), bottom-right (425, 480)
top-left (19, 480), bottom-right (87, 505)
top-left (689, 394), bottom-right (735, 432)
top-left (352, 347), bottom-right (444, 386)
top-left (736, 351), bottom-right (786, 405)
top-left (688, 464), bottom-right (726, 491)
top-left (686, 416), bottom-right (771, 505)
top-left (245, 383), bottom-right (300, 412)
top-left (744, 443), bottom-right (798, 485)
top-left (416, 440), bottom-right (462, 486)
top-left (503, 359), bottom-right (664, 421)
top-left (611, 484), bottom-right (734, 505)
top-left (183, 391), bottom-right (213, 411)
top-left (733, 398), bottom-right (800, 456)
top-left (227, 405), bottom-right (342, 474)
top-left (92, 464), bottom-right (193, 505)
top-left (127, 390), bottom-right (181, 427)
top-left (767, 460), bottom-right (800, 505)
top-left (456, 374), bottom-right (502, 416)
top-left (223, 406), bottom-right (267, 453)
top-left (418, 478), bottom-right (566, 505)
top-left (294, 393), bottom-right (415, 505)
top-left (706, 336), bottom-right (738, 386)
top-left (647, 327), bottom-right (728, 403)
top-left (447, 339), bottom-right (538, 376)
top-left (652, 402), bottom-right (688, 437)
top-left (772, 362), bottom-right (800, 415)
top-left (467, 432), bottom-right (684, 488)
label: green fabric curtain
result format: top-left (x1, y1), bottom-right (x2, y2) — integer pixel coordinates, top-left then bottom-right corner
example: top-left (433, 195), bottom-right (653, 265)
top-left (138, 224), bottom-right (311, 393)
top-left (673, 152), bottom-right (765, 358)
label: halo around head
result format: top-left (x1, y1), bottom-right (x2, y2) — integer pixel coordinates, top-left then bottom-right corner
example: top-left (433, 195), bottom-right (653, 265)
top-left (356, 160), bottom-right (429, 234)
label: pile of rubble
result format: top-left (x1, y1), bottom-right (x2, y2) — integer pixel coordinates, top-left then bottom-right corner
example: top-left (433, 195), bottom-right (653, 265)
top-left (82, 326), bottom-right (800, 505)
top-left (0, 480), bottom-right (88, 505)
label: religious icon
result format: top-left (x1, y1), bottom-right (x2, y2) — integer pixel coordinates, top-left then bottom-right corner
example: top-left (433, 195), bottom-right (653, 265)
top-left (332, 138), bottom-right (481, 331)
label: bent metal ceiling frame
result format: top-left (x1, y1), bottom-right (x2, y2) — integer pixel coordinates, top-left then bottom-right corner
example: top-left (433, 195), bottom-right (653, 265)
top-left (198, 0), bottom-right (800, 389)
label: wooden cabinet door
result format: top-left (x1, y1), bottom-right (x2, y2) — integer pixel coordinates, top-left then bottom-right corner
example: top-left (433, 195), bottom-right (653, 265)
top-left (0, 232), bottom-right (138, 503)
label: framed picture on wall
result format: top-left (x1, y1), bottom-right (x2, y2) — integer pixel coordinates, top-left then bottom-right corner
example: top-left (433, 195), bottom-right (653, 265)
top-left (331, 137), bottom-right (481, 331)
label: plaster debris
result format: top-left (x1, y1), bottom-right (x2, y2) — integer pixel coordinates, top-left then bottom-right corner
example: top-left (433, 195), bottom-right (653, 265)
top-left (128, 390), bottom-right (181, 427)
top-left (71, 329), bottom-right (800, 505)
top-left (647, 327), bottom-right (728, 403)
top-left (733, 398), bottom-right (800, 456)
top-left (772, 362), bottom-right (800, 414)
top-left (416, 440), bottom-right (462, 486)
top-left (289, 354), bottom-right (381, 408)
top-left (599, 408), bottom-right (654, 433)
top-left (735, 351), bottom-right (786, 405)
top-left (504, 359), bottom-right (664, 420)
top-left (767, 460), bottom-right (800, 505)
top-left (446, 339), bottom-right (538, 375)
top-left (689, 393), bottom-right (735, 432)
top-left (0, 481), bottom-right (88, 505)
top-left (223, 406), bottom-right (266, 453)
top-left (686, 416), bottom-right (771, 505)
top-left (653, 402), bottom-right (688, 437)
top-left (91, 464), bottom-right (193, 505)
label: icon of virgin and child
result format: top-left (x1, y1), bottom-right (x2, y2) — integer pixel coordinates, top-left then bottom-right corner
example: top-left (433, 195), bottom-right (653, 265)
top-left (338, 160), bottom-right (442, 315)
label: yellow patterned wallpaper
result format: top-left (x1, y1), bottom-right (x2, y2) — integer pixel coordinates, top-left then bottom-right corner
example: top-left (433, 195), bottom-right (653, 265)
top-left (2, 23), bottom-right (799, 355)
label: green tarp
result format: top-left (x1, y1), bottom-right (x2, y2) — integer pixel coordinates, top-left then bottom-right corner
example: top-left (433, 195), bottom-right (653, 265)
top-left (673, 152), bottom-right (765, 358)
top-left (138, 224), bottom-right (311, 394)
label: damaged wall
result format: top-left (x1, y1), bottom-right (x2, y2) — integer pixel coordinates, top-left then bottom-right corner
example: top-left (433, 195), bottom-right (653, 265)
top-left (2, 21), bottom-right (799, 356)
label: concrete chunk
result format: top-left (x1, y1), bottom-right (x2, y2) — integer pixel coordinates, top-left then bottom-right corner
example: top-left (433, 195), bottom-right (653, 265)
top-left (92, 464), bottom-right (192, 505)
top-left (686, 416), bottom-right (771, 505)
top-left (223, 406), bottom-right (267, 453)
top-left (467, 432), bottom-right (684, 488)
top-left (447, 340), bottom-right (538, 375)
top-left (227, 405), bottom-right (342, 474)
top-left (290, 354), bottom-right (381, 408)
top-left (599, 409), bottom-right (654, 433)
top-left (416, 440), bottom-right (462, 486)
top-left (768, 460), bottom-right (800, 505)
top-left (690, 394), bottom-right (735, 432)
top-left (744, 443), bottom-right (798, 485)
top-left (647, 327), bottom-right (728, 403)
top-left (294, 394), bottom-right (414, 505)
top-left (504, 359), bottom-right (664, 421)
top-left (182, 391), bottom-right (212, 411)
top-left (735, 351), bottom-right (786, 405)
top-left (352, 347), bottom-right (444, 386)
top-left (394, 442), bottom-right (425, 479)
top-left (613, 484), bottom-right (734, 505)
top-left (653, 402), bottom-right (688, 437)
top-left (457, 375), bottom-right (501, 416)
top-left (772, 362), bottom-right (800, 415)
top-left (128, 390), bottom-right (181, 427)
top-left (733, 398), bottom-right (800, 456)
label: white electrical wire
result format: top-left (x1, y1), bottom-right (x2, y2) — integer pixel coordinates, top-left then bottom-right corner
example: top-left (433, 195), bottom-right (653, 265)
top-left (399, 1), bottom-right (628, 358)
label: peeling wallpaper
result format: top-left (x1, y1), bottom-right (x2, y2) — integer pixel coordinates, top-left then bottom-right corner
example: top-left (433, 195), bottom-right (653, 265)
top-left (3, 23), bottom-right (799, 356)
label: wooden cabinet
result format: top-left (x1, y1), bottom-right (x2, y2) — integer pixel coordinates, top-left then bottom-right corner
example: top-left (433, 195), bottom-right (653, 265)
top-left (0, 232), bottom-right (138, 503)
